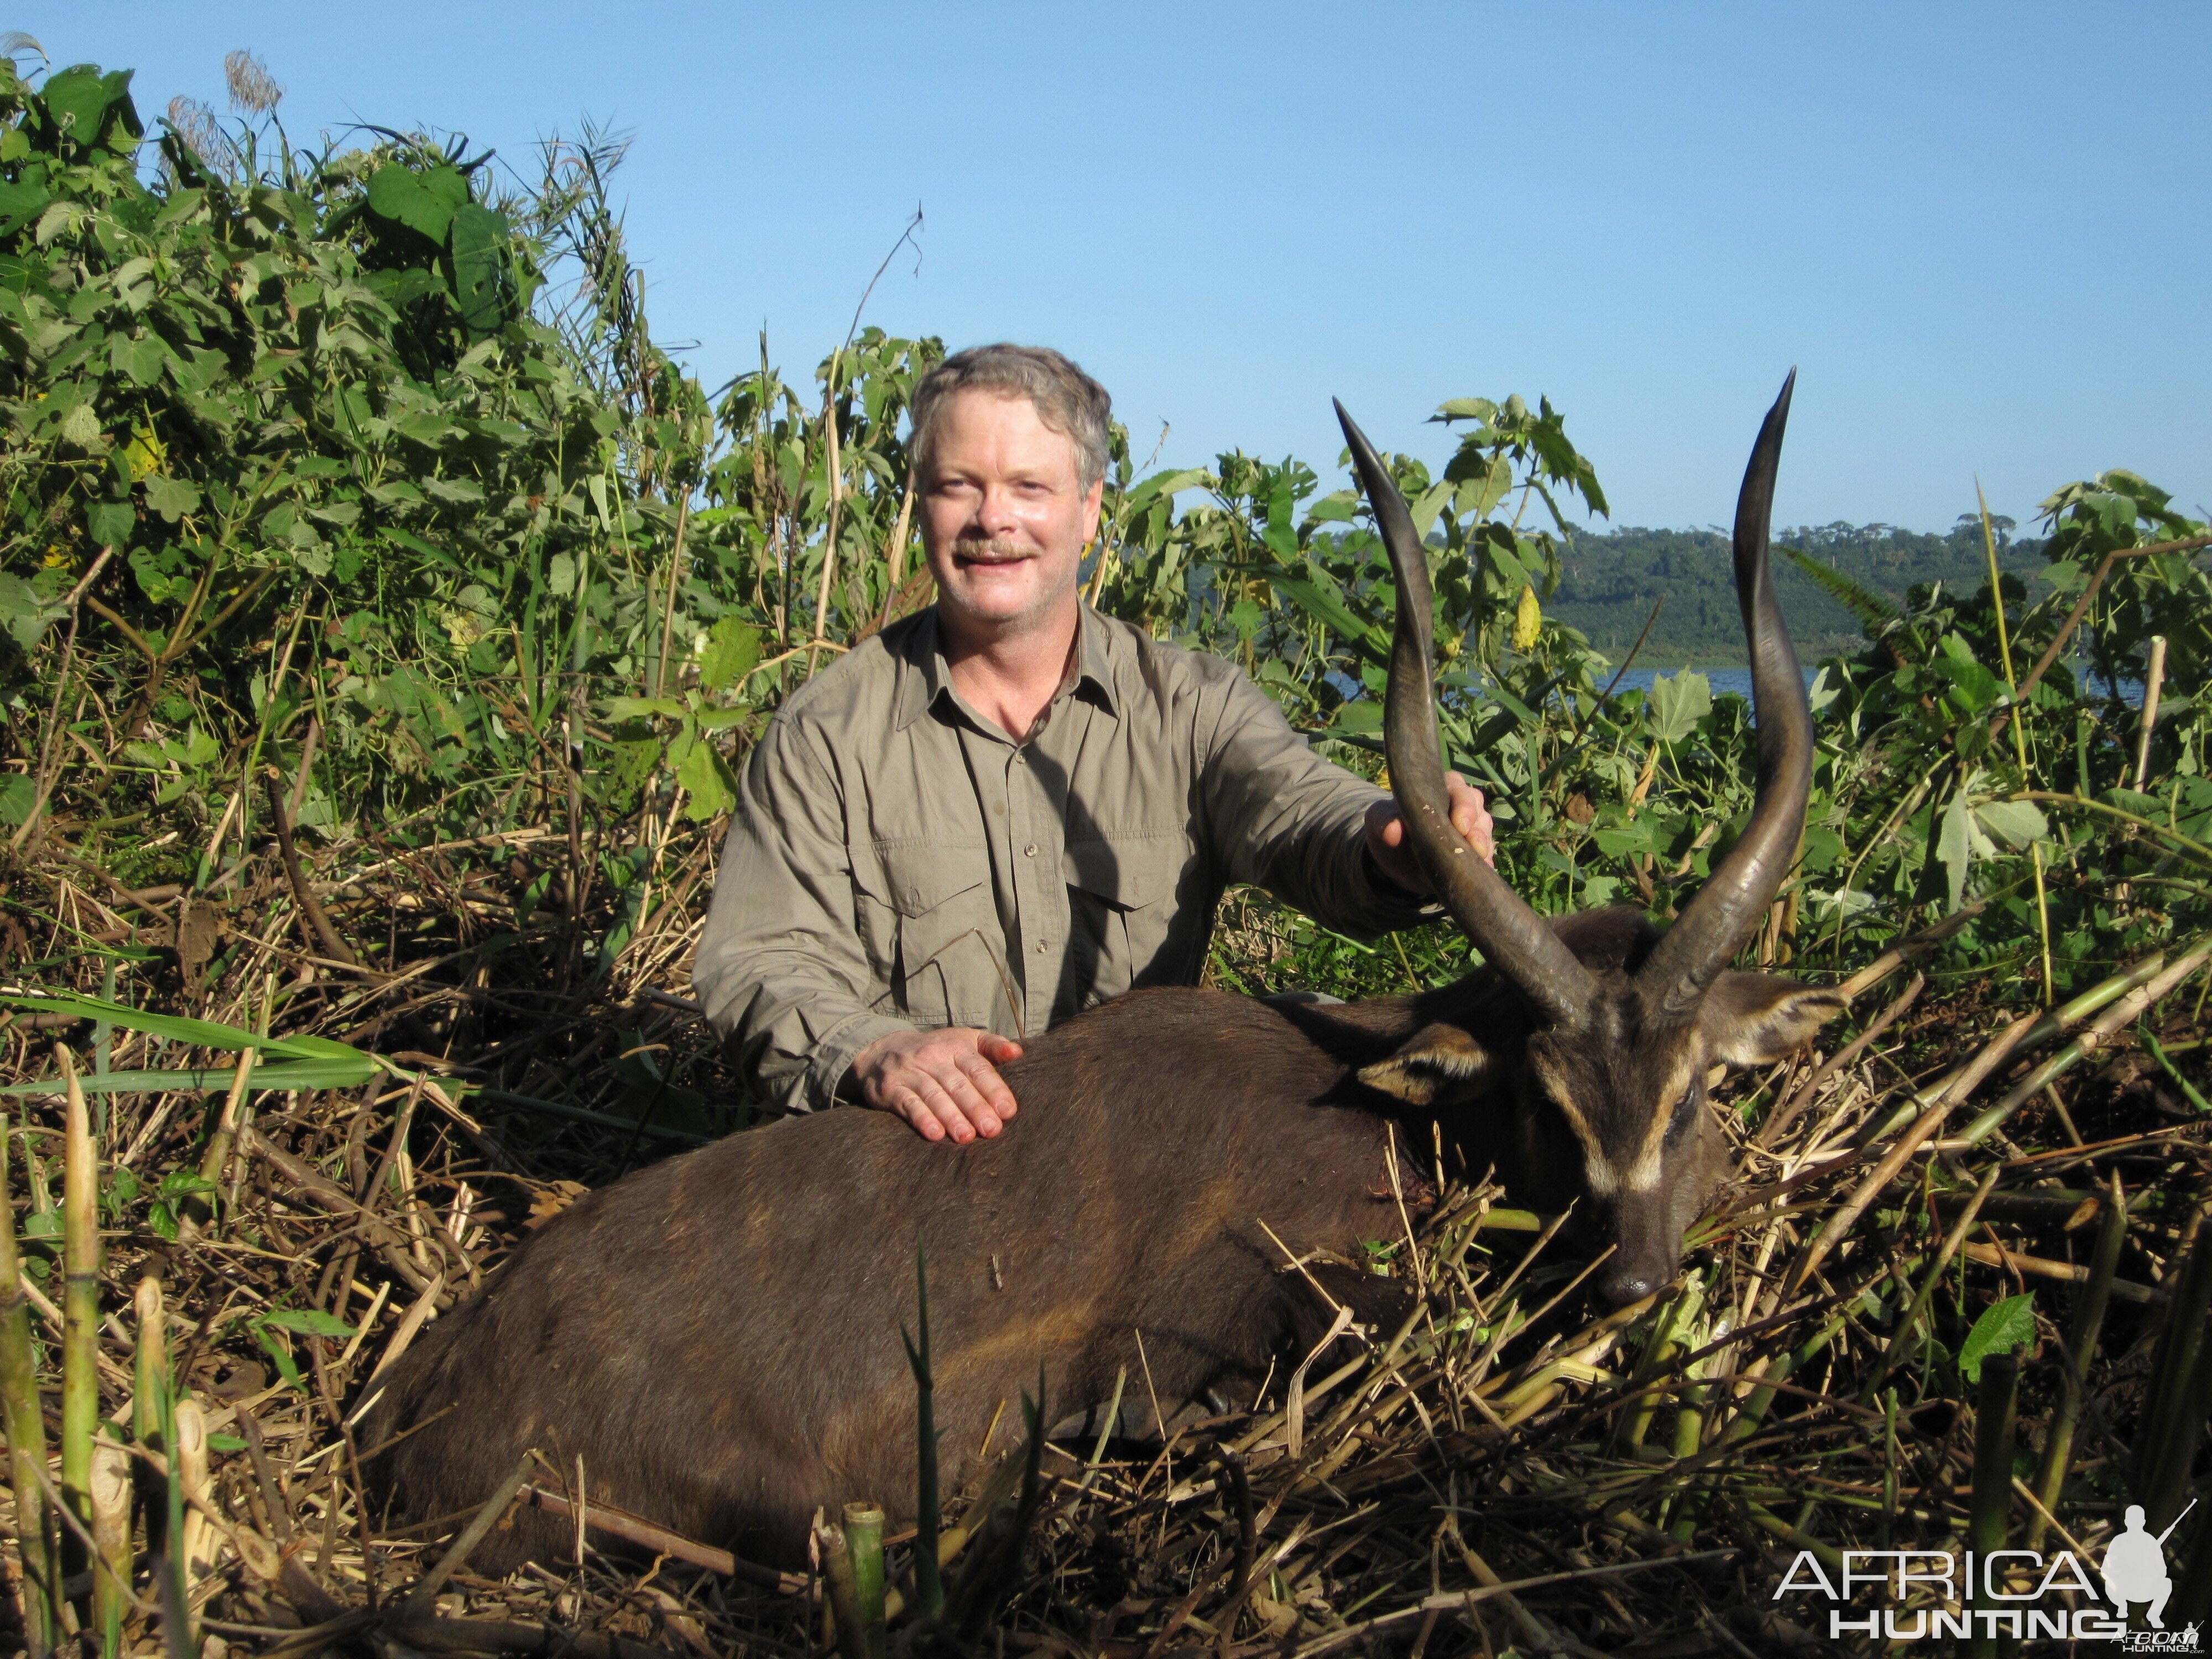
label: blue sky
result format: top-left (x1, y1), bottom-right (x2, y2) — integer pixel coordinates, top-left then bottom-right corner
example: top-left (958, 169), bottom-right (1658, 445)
top-left (22, 3), bottom-right (2209, 535)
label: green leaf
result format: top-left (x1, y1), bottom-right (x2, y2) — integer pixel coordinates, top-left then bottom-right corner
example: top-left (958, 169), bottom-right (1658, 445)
top-left (675, 734), bottom-right (738, 820)
top-left (42, 65), bottom-right (134, 145)
top-left (1328, 700), bottom-right (1384, 736)
top-left (0, 575), bottom-right (64, 650)
top-left (698, 617), bottom-right (759, 695)
top-left (0, 775), bottom-right (34, 826)
top-left (366, 163), bottom-right (463, 244)
top-left (0, 178), bottom-right (51, 231)
top-left (447, 202), bottom-right (510, 338)
top-left (1973, 799), bottom-right (2049, 850)
top-left (110, 332), bottom-right (166, 387)
top-left (0, 992), bottom-right (369, 1065)
top-left (142, 474), bottom-right (201, 523)
top-left (1958, 1292), bottom-right (2036, 1383)
top-left (254, 1325), bottom-right (304, 1392)
top-left (604, 696), bottom-right (686, 721)
top-left (1646, 671), bottom-right (1712, 744)
top-left (87, 500), bottom-right (134, 547)
top-left (1936, 786), bottom-right (1974, 914)
top-left (259, 1308), bottom-right (354, 1339)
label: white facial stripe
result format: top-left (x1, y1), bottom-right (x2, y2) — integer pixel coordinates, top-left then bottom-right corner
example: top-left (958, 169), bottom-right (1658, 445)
top-left (1532, 1055), bottom-right (1618, 1194)
top-left (1630, 1049), bottom-right (1701, 1183)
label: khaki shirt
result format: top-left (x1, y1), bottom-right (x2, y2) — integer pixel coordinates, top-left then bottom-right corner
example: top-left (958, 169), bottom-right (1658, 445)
top-left (693, 604), bottom-right (1433, 1112)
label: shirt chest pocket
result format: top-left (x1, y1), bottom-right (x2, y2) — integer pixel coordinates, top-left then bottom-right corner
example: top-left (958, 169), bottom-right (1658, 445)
top-left (861, 841), bottom-right (1001, 1030)
top-left (1063, 834), bottom-right (1192, 1006)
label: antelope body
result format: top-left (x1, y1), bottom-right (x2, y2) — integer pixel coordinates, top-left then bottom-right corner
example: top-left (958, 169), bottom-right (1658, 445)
top-left (366, 379), bottom-right (1840, 1568)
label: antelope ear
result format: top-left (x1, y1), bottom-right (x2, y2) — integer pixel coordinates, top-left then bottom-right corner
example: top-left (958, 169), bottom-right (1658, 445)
top-left (1358, 1022), bottom-right (1496, 1105)
top-left (1699, 973), bottom-right (1846, 1068)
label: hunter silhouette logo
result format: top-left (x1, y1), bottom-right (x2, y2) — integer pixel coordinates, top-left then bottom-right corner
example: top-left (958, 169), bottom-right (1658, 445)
top-left (2103, 1503), bottom-right (2189, 1630)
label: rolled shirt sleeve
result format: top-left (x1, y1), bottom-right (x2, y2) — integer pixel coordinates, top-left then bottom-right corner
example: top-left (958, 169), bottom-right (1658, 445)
top-left (1195, 667), bottom-right (1438, 941)
top-left (693, 714), bottom-right (912, 1115)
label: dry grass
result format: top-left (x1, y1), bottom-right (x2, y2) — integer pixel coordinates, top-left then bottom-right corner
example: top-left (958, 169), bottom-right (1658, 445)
top-left (3, 834), bottom-right (2210, 1658)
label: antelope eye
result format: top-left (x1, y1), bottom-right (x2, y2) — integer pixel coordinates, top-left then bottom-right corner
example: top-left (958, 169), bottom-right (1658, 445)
top-left (1663, 1084), bottom-right (1700, 1145)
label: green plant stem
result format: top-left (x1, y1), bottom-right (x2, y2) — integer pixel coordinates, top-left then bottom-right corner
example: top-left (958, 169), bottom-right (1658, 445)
top-left (2016, 789), bottom-right (2212, 870)
top-left (0, 1113), bottom-right (60, 1659)
top-left (1861, 1167), bottom-right (2000, 1403)
top-left (901, 1239), bottom-right (943, 1623)
top-left (1967, 1353), bottom-right (2018, 1659)
top-left (2133, 1199), bottom-right (2212, 1527)
top-left (1959, 938), bottom-right (2212, 1144)
top-left (842, 1504), bottom-right (887, 1659)
top-left (2026, 1181), bottom-right (2127, 1548)
top-left (2141, 1026), bottom-right (2211, 1112)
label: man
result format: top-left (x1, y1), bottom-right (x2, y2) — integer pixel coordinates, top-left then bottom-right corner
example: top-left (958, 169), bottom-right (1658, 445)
top-left (693, 344), bottom-right (1493, 1142)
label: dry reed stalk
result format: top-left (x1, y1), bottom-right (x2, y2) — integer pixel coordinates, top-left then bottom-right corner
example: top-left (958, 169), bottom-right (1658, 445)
top-left (56, 1048), bottom-right (99, 1608)
top-left (88, 1433), bottom-right (132, 1648)
top-left (185, 1045), bottom-right (259, 1235)
top-left (173, 1398), bottom-right (213, 1584)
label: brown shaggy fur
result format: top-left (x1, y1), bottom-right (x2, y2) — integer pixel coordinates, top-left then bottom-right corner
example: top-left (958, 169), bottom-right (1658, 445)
top-left (364, 988), bottom-right (1422, 1571)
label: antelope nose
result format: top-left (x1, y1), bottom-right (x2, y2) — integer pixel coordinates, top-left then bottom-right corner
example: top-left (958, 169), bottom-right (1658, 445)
top-left (1598, 1266), bottom-right (1658, 1310)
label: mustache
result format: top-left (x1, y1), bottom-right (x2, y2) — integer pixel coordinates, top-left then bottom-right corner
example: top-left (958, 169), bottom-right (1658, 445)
top-left (949, 538), bottom-right (1029, 563)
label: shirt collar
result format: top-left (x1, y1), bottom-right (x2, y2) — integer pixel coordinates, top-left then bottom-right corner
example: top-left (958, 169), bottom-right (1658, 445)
top-left (891, 603), bottom-right (1121, 733)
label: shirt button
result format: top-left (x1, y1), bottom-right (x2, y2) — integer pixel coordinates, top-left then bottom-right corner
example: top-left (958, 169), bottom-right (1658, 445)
top-left (1035, 939), bottom-right (1047, 953)
top-left (1014, 752), bottom-right (1027, 765)
top-left (1024, 843), bottom-right (1037, 857)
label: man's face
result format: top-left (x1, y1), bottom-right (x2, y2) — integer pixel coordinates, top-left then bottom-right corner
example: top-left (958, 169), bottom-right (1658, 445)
top-left (920, 389), bottom-right (1104, 643)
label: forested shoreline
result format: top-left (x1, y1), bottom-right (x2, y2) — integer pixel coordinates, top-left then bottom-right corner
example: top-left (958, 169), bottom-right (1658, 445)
top-left (1554, 519), bottom-right (2052, 661)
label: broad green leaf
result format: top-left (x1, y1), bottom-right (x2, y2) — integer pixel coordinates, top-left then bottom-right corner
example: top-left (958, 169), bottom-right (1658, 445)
top-left (1328, 700), bottom-right (1384, 736)
top-left (109, 331), bottom-right (166, 386)
top-left (448, 203), bottom-right (510, 337)
top-left (604, 696), bottom-right (686, 721)
top-left (0, 178), bottom-right (51, 229)
top-left (1959, 1292), bottom-right (2036, 1383)
top-left (87, 500), bottom-right (135, 547)
top-left (1646, 671), bottom-right (1711, 744)
top-left (142, 473), bottom-right (200, 523)
top-left (0, 575), bottom-right (65, 649)
top-left (698, 617), bottom-right (759, 695)
top-left (366, 163), bottom-right (463, 243)
top-left (675, 735), bottom-right (738, 819)
top-left (1973, 799), bottom-right (2049, 849)
top-left (0, 775), bottom-right (33, 826)
top-left (41, 65), bottom-right (134, 143)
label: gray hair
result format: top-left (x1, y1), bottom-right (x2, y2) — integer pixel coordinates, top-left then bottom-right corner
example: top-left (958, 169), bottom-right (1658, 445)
top-left (908, 343), bottom-right (1113, 492)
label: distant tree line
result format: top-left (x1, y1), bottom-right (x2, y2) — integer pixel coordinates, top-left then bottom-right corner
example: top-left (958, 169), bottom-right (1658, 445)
top-left (1550, 517), bottom-right (2050, 662)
